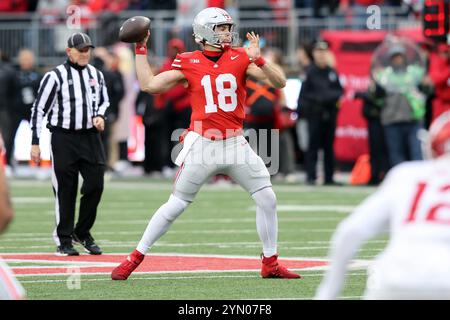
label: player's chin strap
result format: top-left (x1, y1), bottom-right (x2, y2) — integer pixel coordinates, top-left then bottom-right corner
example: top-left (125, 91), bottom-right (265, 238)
top-left (195, 34), bottom-right (232, 51)
top-left (204, 41), bottom-right (231, 51)
top-left (221, 42), bottom-right (231, 51)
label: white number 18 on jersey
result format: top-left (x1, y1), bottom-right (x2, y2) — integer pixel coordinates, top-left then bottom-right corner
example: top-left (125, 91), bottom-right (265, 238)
top-left (201, 74), bottom-right (238, 113)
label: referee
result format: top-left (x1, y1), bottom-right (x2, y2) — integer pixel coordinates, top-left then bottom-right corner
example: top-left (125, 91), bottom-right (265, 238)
top-left (30, 32), bottom-right (109, 256)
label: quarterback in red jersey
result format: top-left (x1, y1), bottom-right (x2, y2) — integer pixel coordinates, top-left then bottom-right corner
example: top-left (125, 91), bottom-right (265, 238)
top-left (172, 46), bottom-right (250, 139)
top-left (112, 7), bottom-right (300, 280)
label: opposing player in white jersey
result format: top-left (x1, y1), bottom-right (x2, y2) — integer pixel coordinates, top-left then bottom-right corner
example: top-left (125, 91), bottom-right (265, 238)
top-left (315, 110), bottom-right (450, 300)
top-left (111, 7), bottom-right (300, 280)
top-left (0, 135), bottom-right (26, 300)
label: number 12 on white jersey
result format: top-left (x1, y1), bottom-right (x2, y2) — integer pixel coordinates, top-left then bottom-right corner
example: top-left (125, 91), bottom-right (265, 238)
top-left (201, 74), bottom-right (238, 113)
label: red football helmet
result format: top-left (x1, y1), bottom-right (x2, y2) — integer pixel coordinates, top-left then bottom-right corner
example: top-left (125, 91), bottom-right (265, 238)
top-left (429, 111), bottom-right (450, 158)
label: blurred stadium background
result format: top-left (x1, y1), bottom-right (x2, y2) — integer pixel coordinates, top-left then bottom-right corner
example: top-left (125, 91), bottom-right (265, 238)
top-left (2, 0), bottom-right (448, 182)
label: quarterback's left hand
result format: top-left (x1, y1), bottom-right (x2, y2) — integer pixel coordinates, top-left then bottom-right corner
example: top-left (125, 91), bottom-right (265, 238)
top-left (93, 116), bottom-right (105, 132)
top-left (246, 31), bottom-right (261, 61)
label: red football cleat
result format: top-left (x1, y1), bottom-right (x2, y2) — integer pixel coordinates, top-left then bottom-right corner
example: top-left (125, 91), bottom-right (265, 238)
top-left (111, 249), bottom-right (145, 280)
top-left (261, 254), bottom-right (301, 279)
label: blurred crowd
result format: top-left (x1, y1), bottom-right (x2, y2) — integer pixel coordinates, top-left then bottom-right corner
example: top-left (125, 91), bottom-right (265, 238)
top-left (0, 0), bottom-right (413, 14)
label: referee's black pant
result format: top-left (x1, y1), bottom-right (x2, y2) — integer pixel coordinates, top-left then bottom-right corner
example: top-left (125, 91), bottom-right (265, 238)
top-left (50, 129), bottom-right (106, 247)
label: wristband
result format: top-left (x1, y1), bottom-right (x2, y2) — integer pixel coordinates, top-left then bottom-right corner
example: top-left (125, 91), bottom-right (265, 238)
top-left (253, 56), bottom-right (266, 67)
top-left (135, 44), bottom-right (148, 55)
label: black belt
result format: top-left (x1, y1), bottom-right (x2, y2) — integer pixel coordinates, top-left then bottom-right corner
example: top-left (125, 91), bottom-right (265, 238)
top-left (47, 124), bottom-right (97, 134)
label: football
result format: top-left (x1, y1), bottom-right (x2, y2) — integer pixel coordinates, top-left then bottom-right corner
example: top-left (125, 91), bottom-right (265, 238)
top-left (118, 16), bottom-right (151, 43)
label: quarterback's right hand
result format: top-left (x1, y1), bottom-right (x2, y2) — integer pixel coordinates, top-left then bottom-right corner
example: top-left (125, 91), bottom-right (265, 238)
top-left (138, 30), bottom-right (150, 46)
top-left (30, 145), bottom-right (41, 165)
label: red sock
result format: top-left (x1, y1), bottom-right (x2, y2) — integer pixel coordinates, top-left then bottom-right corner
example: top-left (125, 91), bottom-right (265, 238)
top-left (130, 249), bottom-right (144, 262)
top-left (262, 254), bottom-right (278, 264)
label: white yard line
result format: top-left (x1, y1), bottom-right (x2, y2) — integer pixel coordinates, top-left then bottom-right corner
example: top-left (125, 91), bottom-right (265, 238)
top-left (0, 241), bottom-right (386, 251)
top-left (2, 231), bottom-right (144, 237)
top-left (254, 205), bottom-right (355, 213)
top-left (2, 228), bottom-right (338, 240)
top-left (11, 197), bottom-right (54, 204)
top-left (14, 216), bottom-right (344, 226)
top-left (307, 240), bottom-right (388, 244)
top-left (3, 252), bottom-right (371, 277)
top-left (0, 238), bottom-right (54, 242)
top-left (0, 229), bottom-right (336, 239)
top-left (5, 259), bottom-right (117, 268)
top-left (17, 272), bottom-right (367, 283)
top-left (2, 251), bottom-right (331, 261)
top-left (10, 178), bottom-right (375, 192)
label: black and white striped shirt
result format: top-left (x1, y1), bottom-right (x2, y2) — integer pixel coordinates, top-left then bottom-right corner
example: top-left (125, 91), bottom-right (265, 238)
top-left (30, 60), bottom-right (109, 144)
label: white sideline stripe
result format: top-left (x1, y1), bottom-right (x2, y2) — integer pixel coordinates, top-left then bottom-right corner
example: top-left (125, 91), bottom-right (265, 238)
top-left (17, 272), bottom-right (367, 283)
top-left (171, 64), bottom-right (181, 68)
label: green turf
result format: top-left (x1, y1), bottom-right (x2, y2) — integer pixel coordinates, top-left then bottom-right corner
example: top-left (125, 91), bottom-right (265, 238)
top-left (3, 179), bottom-right (385, 300)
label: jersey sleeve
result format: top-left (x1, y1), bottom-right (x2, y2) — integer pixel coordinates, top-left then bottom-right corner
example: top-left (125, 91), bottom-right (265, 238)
top-left (30, 71), bottom-right (59, 145)
top-left (171, 53), bottom-right (183, 71)
top-left (96, 70), bottom-right (110, 118)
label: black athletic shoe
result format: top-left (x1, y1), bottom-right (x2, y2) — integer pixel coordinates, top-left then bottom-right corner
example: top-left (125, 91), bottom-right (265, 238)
top-left (56, 245), bottom-right (80, 256)
top-left (323, 180), bottom-right (343, 186)
top-left (73, 234), bottom-right (102, 255)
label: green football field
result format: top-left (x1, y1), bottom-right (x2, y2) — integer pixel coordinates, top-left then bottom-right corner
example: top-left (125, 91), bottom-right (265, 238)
top-left (2, 178), bottom-right (387, 300)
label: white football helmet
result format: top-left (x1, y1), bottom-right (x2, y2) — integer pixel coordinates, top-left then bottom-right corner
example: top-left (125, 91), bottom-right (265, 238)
top-left (192, 7), bottom-right (239, 49)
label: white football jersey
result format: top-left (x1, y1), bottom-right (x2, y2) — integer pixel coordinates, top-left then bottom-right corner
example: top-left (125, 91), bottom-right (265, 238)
top-left (315, 155), bottom-right (450, 299)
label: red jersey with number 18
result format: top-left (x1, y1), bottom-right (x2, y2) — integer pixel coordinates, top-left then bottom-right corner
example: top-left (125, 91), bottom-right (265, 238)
top-left (171, 47), bottom-right (251, 139)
